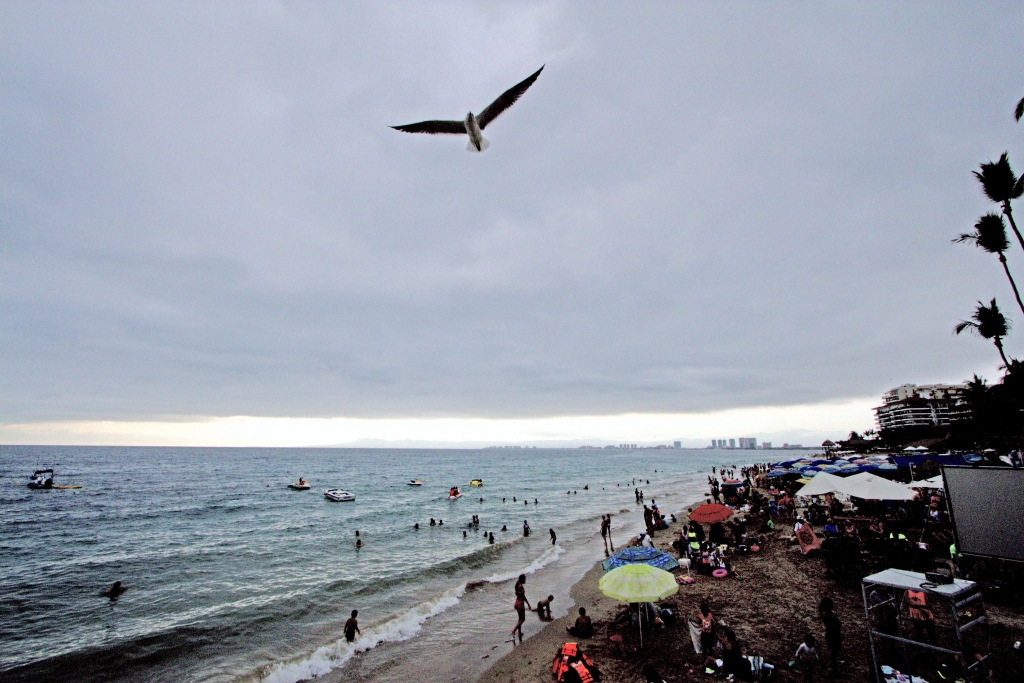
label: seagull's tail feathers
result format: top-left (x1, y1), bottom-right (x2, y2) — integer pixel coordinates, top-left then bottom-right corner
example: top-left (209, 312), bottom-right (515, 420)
top-left (467, 136), bottom-right (490, 152)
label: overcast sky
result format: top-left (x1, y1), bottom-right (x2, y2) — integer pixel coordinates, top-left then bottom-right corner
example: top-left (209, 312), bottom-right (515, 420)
top-left (2, 3), bottom-right (1022, 445)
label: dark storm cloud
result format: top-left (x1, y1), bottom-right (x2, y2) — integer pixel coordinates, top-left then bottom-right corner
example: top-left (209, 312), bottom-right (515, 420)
top-left (2, 2), bottom-right (1022, 421)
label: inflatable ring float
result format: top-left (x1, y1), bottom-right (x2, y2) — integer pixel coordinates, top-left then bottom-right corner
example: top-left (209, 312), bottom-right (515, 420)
top-left (712, 568), bottom-right (728, 578)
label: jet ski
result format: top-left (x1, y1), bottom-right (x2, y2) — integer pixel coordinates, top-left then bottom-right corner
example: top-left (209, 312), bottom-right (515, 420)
top-left (469, 479), bottom-right (483, 487)
top-left (324, 489), bottom-right (355, 502)
top-left (407, 479), bottom-right (423, 486)
top-left (288, 479), bottom-right (311, 491)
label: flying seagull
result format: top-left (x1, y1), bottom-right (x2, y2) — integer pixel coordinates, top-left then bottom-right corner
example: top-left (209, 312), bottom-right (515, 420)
top-left (392, 66), bottom-right (544, 152)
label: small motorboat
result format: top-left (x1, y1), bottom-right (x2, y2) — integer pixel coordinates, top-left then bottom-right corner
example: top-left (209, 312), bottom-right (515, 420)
top-left (407, 479), bottom-right (423, 486)
top-left (288, 479), bottom-right (311, 491)
top-left (324, 489), bottom-right (355, 502)
top-left (469, 479), bottom-right (483, 487)
top-left (27, 469), bottom-right (54, 490)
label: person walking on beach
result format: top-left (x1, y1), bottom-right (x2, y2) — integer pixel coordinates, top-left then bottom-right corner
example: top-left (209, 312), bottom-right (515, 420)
top-left (698, 600), bottom-right (716, 665)
top-left (794, 634), bottom-right (819, 683)
top-left (600, 515), bottom-right (612, 553)
top-left (511, 574), bottom-right (531, 642)
top-left (344, 610), bottom-right (361, 642)
top-left (819, 597), bottom-right (842, 673)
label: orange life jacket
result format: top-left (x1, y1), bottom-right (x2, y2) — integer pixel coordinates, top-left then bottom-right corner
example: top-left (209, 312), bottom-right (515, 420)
top-left (570, 660), bottom-right (594, 683)
top-left (552, 643), bottom-right (578, 679)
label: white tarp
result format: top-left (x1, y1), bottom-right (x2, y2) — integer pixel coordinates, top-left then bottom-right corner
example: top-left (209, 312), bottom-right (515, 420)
top-left (795, 471), bottom-right (846, 497)
top-left (840, 472), bottom-right (916, 500)
top-left (907, 474), bottom-right (944, 490)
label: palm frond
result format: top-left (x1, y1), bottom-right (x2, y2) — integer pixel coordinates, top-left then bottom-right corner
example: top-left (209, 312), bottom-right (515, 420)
top-left (954, 320), bottom-right (975, 335)
top-left (1016, 96), bottom-right (1024, 122)
top-left (973, 213), bottom-right (1010, 254)
top-left (974, 153), bottom-right (1021, 204)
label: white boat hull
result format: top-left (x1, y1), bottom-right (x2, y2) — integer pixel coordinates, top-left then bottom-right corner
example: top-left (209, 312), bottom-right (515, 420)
top-left (324, 489), bottom-right (355, 502)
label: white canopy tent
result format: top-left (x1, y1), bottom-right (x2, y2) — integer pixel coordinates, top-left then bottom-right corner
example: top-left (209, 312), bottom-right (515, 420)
top-left (840, 472), bottom-right (916, 500)
top-left (907, 474), bottom-right (944, 490)
top-left (794, 471), bottom-right (846, 497)
top-left (795, 471), bottom-right (917, 500)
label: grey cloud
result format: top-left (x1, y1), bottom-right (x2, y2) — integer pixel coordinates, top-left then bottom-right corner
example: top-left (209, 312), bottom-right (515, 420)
top-left (2, 1), bottom-right (1023, 421)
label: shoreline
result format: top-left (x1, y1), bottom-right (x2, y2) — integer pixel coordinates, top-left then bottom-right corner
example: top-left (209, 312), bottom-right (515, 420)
top-left (477, 496), bottom-right (705, 683)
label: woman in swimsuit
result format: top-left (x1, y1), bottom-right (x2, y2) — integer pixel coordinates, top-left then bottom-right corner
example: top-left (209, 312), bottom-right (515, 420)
top-left (511, 574), bottom-right (531, 641)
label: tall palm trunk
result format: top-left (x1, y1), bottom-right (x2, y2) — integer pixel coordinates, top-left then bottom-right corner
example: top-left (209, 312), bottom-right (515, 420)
top-left (997, 252), bottom-right (1024, 316)
top-left (1003, 200), bottom-right (1024, 254)
top-left (993, 336), bottom-right (1009, 367)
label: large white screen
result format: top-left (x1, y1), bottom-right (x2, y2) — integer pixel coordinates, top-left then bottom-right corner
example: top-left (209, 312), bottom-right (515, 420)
top-left (943, 467), bottom-right (1024, 562)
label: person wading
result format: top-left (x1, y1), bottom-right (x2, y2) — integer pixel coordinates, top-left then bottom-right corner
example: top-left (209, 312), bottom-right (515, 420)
top-left (511, 574), bottom-right (532, 642)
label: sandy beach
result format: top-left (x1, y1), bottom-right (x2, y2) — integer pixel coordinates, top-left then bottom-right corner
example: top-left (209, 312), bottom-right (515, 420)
top-left (478, 500), bottom-right (1024, 683)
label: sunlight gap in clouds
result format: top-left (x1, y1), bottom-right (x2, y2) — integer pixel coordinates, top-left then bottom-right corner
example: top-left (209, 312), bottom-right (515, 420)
top-left (0, 399), bottom-right (877, 447)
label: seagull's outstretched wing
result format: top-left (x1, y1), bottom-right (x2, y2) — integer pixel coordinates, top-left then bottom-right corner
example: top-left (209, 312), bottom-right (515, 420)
top-left (391, 120), bottom-right (466, 135)
top-left (477, 65), bottom-right (544, 130)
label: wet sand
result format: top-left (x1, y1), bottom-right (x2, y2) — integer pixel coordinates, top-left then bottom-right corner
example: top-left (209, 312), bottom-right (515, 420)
top-left (478, 506), bottom-right (1024, 683)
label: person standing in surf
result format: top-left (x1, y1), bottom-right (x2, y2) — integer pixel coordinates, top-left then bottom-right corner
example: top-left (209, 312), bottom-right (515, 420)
top-left (344, 610), bottom-right (361, 643)
top-left (511, 574), bottom-right (531, 642)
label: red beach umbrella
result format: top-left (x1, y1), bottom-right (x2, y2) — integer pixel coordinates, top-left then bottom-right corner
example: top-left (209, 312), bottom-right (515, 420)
top-left (689, 503), bottom-right (733, 525)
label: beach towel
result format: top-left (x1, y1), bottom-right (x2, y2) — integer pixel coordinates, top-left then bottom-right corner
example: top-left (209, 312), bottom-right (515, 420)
top-left (688, 618), bottom-right (703, 654)
top-left (796, 525), bottom-right (821, 554)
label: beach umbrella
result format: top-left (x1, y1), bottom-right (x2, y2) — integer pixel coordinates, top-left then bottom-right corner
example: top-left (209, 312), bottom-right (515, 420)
top-left (602, 546), bottom-right (679, 572)
top-left (599, 563), bottom-right (678, 648)
top-left (689, 503), bottom-right (734, 524)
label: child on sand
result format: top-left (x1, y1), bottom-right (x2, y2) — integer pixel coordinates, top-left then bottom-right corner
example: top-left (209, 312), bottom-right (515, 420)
top-left (795, 633), bottom-right (819, 683)
top-left (536, 595), bottom-right (553, 620)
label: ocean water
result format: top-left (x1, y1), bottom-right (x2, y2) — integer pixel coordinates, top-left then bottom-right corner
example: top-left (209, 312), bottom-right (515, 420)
top-left (0, 446), bottom-right (800, 682)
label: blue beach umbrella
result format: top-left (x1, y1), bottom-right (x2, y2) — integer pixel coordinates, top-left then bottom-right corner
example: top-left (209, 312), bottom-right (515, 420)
top-left (822, 465), bottom-right (841, 473)
top-left (601, 545), bottom-right (679, 572)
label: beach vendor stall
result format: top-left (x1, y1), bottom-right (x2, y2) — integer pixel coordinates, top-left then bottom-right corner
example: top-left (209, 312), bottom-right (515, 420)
top-left (862, 568), bottom-right (990, 682)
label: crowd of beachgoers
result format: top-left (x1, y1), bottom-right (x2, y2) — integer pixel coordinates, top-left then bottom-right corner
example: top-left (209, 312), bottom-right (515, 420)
top-left (480, 456), bottom-right (1024, 683)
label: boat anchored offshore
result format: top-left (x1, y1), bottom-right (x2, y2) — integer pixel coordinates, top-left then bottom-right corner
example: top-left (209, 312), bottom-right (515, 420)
top-left (469, 479), bottom-right (483, 487)
top-left (324, 489), bottom-right (355, 502)
top-left (27, 469), bottom-right (54, 489)
top-left (288, 478), bottom-right (311, 491)
top-left (407, 479), bottom-right (423, 486)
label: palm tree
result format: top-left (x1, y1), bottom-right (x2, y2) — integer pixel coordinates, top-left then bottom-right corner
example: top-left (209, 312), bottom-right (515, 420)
top-left (955, 213), bottom-right (1024, 315)
top-left (974, 153), bottom-right (1024, 253)
top-left (955, 298), bottom-right (1011, 367)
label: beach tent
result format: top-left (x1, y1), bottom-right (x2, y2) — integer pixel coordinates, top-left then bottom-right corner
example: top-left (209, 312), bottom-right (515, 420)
top-left (839, 472), bottom-right (915, 500)
top-left (795, 471), bottom-right (846, 497)
top-left (907, 474), bottom-right (944, 490)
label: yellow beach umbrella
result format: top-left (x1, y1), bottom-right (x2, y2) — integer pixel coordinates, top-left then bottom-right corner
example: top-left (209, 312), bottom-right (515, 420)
top-left (599, 563), bottom-right (678, 602)
top-left (598, 563), bottom-right (678, 648)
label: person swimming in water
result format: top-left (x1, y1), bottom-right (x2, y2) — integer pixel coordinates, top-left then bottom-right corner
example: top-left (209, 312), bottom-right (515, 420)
top-left (489, 532), bottom-right (495, 544)
top-left (102, 581), bottom-right (127, 600)
top-left (414, 522), bottom-right (419, 529)
top-left (354, 538), bottom-right (362, 549)
top-left (550, 528), bottom-right (557, 545)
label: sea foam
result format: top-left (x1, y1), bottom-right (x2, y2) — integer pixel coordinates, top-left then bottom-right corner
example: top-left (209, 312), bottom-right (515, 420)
top-left (261, 583), bottom-right (466, 683)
